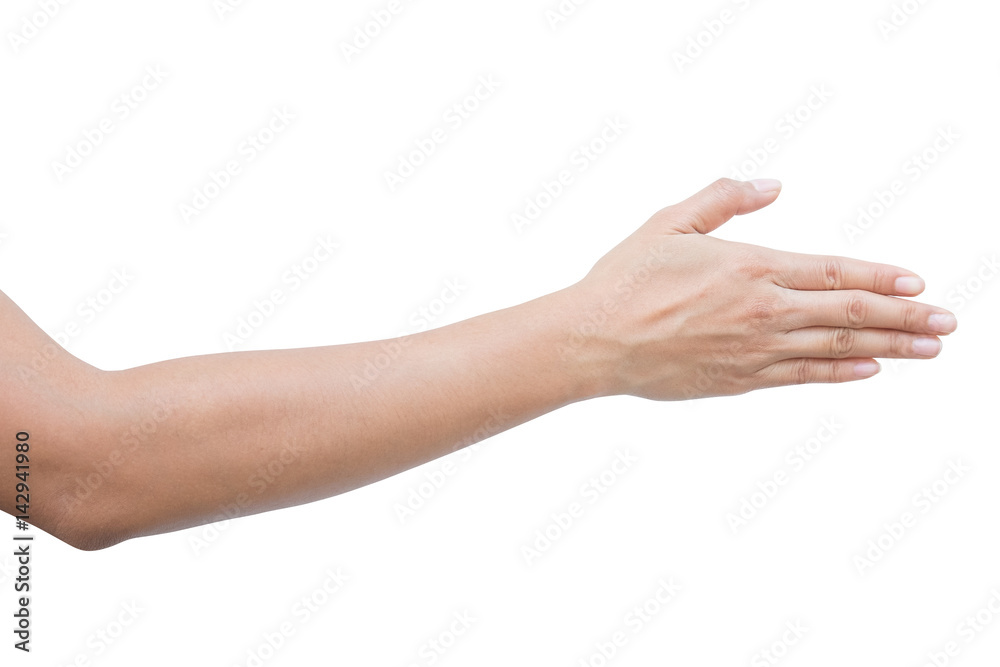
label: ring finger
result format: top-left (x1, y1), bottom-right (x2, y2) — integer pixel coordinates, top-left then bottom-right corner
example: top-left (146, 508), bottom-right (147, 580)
top-left (776, 326), bottom-right (944, 360)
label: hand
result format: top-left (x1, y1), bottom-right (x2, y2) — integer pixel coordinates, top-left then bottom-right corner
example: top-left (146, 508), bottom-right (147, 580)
top-left (567, 178), bottom-right (958, 401)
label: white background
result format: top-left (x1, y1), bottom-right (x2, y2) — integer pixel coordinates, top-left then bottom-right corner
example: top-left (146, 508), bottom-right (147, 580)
top-left (2, 0), bottom-right (999, 665)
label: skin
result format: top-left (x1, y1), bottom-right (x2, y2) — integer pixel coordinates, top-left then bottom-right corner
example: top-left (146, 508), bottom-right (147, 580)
top-left (0, 178), bottom-right (957, 550)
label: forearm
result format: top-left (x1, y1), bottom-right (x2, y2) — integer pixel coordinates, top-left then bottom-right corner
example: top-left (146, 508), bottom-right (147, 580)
top-left (63, 286), bottom-right (602, 547)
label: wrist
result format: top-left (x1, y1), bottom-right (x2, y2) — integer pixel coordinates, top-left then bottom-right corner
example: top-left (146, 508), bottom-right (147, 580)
top-left (540, 284), bottom-right (625, 402)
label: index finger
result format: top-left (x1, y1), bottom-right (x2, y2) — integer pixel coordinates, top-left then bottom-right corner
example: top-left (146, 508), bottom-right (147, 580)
top-left (770, 251), bottom-right (926, 296)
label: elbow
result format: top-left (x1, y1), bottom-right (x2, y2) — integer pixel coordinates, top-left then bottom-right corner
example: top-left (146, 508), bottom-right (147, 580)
top-left (11, 371), bottom-right (140, 552)
top-left (1, 293), bottom-right (143, 551)
top-left (42, 441), bottom-right (138, 552)
top-left (49, 513), bottom-right (128, 552)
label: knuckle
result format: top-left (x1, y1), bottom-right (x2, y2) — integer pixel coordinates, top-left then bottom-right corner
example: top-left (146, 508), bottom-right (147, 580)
top-left (745, 296), bottom-right (777, 324)
top-left (663, 204), bottom-right (699, 230)
top-left (900, 302), bottom-right (921, 331)
top-left (792, 359), bottom-right (814, 385)
top-left (823, 258), bottom-right (846, 290)
top-left (711, 177), bottom-right (743, 198)
top-left (652, 203), bottom-right (681, 224)
top-left (871, 266), bottom-right (891, 293)
top-left (742, 333), bottom-right (773, 360)
top-left (756, 331), bottom-right (778, 354)
top-left (735, 249), bottom-right (776, 281)
top-left (830, 327), bottom-right (858, 358)
top-left (888, 332), bottom-right (907, 357)
top-left (846, 293), bottom-right (868, 326)
top-left (703, 178), bottom-right (746, 212)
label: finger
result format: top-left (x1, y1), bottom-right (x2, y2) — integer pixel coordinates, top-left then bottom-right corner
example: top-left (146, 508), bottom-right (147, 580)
top-left (771, 251), bottom-right (926, 296)
top-left (782, 289), bottom-right (959, 335)
top-left (754, 357), bottom-right (882, 389)
top-left (777, 327), bottom-right (944, 360)
top-left (659, 178), bottom-right (782, 235)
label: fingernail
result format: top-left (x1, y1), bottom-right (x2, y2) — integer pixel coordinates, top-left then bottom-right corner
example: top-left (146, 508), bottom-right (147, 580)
top-left (894, 276), bottom-right (925, 295)
top-left (928, 313), bottom-right (957, 333)
top-left (750, 178), bottom-right (782, 194)
top-left (855, 361), bottom-right (881, 378)
top-left (913, 338), bottom-right (943, 356)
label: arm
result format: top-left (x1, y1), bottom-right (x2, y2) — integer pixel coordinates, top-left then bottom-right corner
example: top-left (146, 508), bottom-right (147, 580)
top-left (1, 179), bottom-right (957, 550)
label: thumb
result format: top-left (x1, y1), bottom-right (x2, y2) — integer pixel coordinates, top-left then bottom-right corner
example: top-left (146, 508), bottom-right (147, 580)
top-left (664, 178), bottom-right (781, 235)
